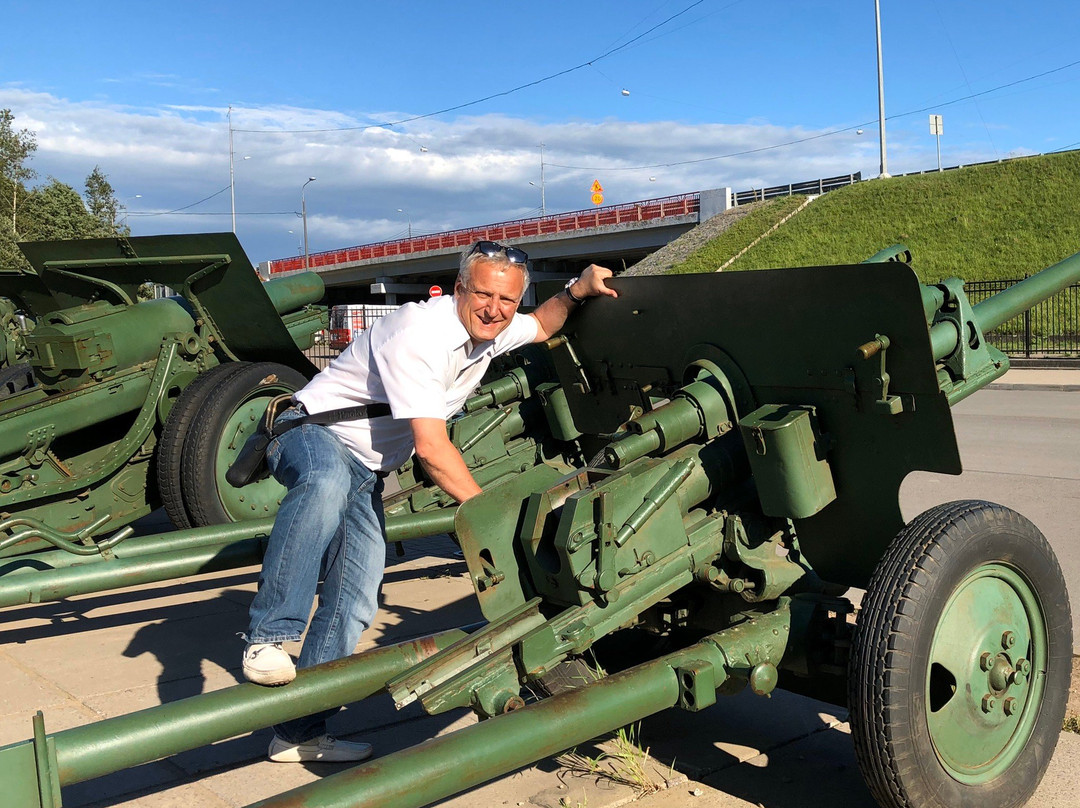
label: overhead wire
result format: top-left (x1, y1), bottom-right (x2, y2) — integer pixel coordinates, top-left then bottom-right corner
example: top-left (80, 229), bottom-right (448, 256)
top-left (233, 0), bottom-right (707, 135)
top-left (547, 55), bottom-right (1080, 172)
top-left (128, 186), bottom-right (230, 217)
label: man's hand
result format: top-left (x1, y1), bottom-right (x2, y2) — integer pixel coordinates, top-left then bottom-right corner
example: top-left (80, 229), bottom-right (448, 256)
top-left (571, 264), bottom-right (619, 301)
top-left (410, 418), bottom-right (482, 503)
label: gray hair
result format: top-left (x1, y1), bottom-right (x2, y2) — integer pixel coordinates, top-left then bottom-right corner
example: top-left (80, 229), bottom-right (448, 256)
top-left (457, 245), bottom-right (531, 299)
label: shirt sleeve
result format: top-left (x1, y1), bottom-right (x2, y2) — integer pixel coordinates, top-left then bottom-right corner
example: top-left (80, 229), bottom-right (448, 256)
top-left (372, 327), bottom-right (451, 420)
top-left (496, 311), bottom-right (540, 355)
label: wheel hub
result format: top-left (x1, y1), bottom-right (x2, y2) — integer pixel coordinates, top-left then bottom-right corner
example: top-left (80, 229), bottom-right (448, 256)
top-left (925, 564), bottom-right (1047, 783)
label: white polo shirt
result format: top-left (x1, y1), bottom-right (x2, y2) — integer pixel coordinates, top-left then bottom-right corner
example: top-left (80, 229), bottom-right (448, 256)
top-left (294, 294), bottom-right (538, 472)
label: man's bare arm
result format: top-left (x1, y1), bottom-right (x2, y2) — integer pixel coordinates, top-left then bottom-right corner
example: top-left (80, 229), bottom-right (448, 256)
top-left (410, 417), bottom-right (482, 503)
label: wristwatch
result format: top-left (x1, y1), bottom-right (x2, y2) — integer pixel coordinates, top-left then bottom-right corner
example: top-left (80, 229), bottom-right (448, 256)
top-left (564, 276), bottom-right (584, 304)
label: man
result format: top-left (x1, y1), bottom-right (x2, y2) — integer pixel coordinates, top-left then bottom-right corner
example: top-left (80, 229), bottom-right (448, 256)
top-left (242, 240), bottom-right (617, 763)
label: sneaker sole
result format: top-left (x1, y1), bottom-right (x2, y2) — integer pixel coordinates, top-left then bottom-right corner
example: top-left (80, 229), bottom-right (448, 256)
top-left (243, 666), bottom-right (296, 686)
top-left (267, 747), bottom-right (373, 763)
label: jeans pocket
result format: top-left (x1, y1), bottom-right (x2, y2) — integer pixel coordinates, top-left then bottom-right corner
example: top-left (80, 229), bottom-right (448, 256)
top-left (355, 464), bottom-right (377, 495)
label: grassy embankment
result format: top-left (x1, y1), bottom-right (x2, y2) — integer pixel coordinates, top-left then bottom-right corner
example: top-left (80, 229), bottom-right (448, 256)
top-left (669, 150), bottom-right (1080, 283)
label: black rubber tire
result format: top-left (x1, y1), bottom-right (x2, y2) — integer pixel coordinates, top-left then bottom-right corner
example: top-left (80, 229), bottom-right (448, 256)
top-left (180, 362), bottom-right (308, 527)
top-left (156, 363), bottom-right (250, 529)
top-left (849, 500), bottom-right (1071, 808)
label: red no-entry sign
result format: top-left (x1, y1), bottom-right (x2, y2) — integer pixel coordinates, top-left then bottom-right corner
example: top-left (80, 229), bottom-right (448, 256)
top-left (429, 285), bottom-right (443, 297)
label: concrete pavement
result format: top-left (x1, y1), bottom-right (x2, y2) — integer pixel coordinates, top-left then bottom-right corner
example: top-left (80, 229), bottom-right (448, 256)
top-left (2, 530), bottom-right (1077, 808)
top-left (990, 364), bottom-right (1080, 391)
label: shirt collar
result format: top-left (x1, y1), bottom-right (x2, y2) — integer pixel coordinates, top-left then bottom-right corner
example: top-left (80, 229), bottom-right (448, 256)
top-left (440, 293), bottom-right (472, 351)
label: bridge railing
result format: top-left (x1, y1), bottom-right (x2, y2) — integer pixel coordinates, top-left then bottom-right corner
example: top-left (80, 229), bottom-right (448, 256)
top-left (733, 172), bottom-right (862, 206)
top-left (267, 193), bottom-right (700, 275)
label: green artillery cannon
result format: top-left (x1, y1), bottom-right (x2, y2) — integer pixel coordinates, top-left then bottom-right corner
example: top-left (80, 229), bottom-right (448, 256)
top-left (1, 245), bottom-right (1076, 808)
top-left (0, 233), bottom-right (326, 558)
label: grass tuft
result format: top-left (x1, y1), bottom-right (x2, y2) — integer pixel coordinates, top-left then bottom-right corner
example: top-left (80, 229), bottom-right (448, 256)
top-left (557, 723), bottom-right (671, 798)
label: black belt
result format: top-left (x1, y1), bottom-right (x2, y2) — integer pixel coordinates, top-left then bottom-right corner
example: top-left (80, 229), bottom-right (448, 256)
top-left (277, 402), bottom-right (392, 436)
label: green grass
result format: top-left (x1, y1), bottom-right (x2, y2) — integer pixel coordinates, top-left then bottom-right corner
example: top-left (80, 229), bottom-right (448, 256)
top-left (669, 195), bottom-right (807, 275)
top-left (686, 150), bottom-right (1080, 283)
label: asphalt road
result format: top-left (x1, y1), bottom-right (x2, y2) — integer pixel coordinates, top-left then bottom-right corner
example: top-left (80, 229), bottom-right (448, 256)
top-left (900, 387), bottom-right (1080, 654)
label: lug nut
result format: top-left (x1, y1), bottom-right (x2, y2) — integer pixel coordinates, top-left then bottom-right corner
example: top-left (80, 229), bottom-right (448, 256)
top-left (1001, 631), bottom-right (1016, 649)
top-left (1003, 697), bottom-right (1018, 716)
top-left (1017, 658), bottom-right (1031, 676)
top-left (981, 694), bottom-right (996, 713)
top-left (979, 652), bottom-right (994, 671)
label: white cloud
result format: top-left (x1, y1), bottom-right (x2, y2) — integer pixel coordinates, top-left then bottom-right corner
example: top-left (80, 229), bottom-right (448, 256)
top-left (1, 86), bottom-right (954, 264)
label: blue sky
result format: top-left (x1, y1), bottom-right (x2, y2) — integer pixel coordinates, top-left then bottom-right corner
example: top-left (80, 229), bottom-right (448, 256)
top-left (3, 0), bottom-right (1078, 265)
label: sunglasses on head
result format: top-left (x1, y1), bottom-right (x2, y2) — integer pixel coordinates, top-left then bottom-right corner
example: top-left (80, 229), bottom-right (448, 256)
top-left (469, 240), bottom-right (529, 265)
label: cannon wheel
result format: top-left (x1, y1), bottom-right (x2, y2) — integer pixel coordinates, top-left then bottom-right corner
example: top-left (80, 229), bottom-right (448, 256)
top-left (157, 363), bottom-right (249, 529)
top-left (849, 500), bottom-right (1071, 808)
top-left (179, 362), bottom-right (308, 527)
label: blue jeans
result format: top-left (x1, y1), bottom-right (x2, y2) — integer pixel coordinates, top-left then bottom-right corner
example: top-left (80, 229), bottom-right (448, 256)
top-left (246, 407), bottom-right (386, 743)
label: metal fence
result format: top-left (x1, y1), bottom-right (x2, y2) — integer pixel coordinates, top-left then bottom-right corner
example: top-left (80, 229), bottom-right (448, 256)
top-left (732, 173), bottom-right (862, 206)
top-left (304, 338), bottom-right (341, 370)
top-left (965, 279), bottom-right (1080, 357)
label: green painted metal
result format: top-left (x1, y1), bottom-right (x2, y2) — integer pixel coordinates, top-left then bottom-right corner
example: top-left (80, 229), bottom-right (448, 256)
top-left (0, 630), bottom-right (468, 802)
top-left (4, 244), bottom-right (1078, 808)
top-left (252, 656), bottom-right (682, 808)
top-left (551, 265), bottom-right (958, 587)
top-left (0, 508), bottom-right (460, 608)
top-left (0, 518), bottom-right (275, 577)
top-left (861, 244), bottom-right (912, 264)
top-left (926, 563), bottom-right (1047, 783)
top-left (211, 379), bottom-right (309, 522)
top-left (16, 234), bottom-right (323, 372)
top-left (0, 537), bottom-right (266, 607)
top-left (0, 233), bottom-right (327, 559)
top-left (972, 251), bottom-right (1080, 332)
top-left (737, 404), bottom-right (836, 519)
top-left (248, 607), bottom-right (791, 808)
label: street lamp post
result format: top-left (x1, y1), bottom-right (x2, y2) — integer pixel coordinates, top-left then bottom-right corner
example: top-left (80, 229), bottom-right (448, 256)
top-left (874, 0), bottom-right (889, 178)
top-left (396, 208), bottom-right (412, 239)
top-left (301, 177), bottom-right (316, 269)
top-left (539, 143), bottom-right (546, 217)
top-left (228, 106), bottom-right (252, 234)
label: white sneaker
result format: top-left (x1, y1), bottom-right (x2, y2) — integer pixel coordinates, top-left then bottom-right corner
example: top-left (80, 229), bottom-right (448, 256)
top-left (267, 734), bottom-right (373, 763)
top-left (242, 642), bottom-right (296, 685)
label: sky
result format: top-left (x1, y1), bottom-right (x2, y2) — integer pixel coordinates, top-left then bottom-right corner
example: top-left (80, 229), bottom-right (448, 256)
top-left (2, 0), bottom-right (1078, 266)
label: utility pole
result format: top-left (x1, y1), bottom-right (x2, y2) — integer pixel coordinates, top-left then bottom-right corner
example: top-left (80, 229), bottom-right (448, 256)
top-left (875, 0), bottom-right (890, 178)
top-left (301, 177), bottom-right (316, 269)
top-left (229, 106), bottom-right (236, 233)
top-left (540, 143), bottom-right (546, 217)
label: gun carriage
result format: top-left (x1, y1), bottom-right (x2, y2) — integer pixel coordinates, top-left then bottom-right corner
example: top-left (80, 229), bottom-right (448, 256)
top-left (0, 233), bottom-right (326, 559)
top-left (0, 241), bottom-right (1075, 808)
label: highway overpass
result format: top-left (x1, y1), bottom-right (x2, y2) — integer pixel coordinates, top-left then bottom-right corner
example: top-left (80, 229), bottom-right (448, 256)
top-left (259, 188), bottom-right (732, 305)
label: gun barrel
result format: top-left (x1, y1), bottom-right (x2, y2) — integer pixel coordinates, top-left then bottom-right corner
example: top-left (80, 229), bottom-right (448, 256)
top-left (972, 250), bottom-right (1080, 333)
top-left (263, 271), bottom-right (325, 315)
top-left (929, 249), bottom-right (1080, 362)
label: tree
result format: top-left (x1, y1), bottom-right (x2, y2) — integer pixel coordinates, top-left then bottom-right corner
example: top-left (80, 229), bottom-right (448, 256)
top-left (0, 111), bottom-right (128, 273)
top-left (0, 108), bottom-right (38, 236)
top-left (21, 180), bottom-right (101, 242)
top-left (84, 165), bottom-right (128, 237)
